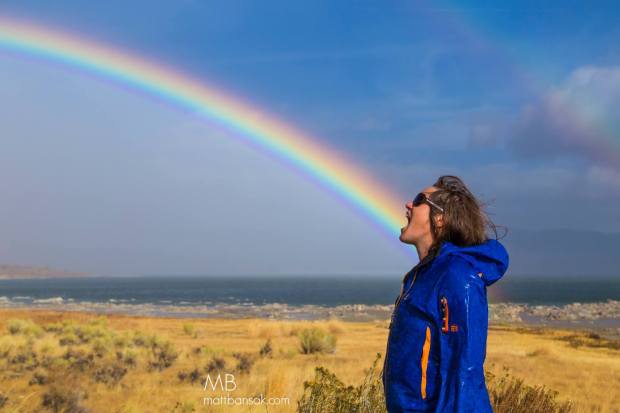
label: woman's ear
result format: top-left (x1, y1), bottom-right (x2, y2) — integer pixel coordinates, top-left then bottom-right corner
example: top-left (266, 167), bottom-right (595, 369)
top-left (434, 213), bottom-right (444, 229)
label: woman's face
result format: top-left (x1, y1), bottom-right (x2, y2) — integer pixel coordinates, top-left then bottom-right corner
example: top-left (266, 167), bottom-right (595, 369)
top-left (399, 186), bottom-right (439, 245)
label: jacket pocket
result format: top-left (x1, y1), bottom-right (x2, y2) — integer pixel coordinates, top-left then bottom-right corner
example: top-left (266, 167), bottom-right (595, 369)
top-left (420, 325), bottom-right (431, 399)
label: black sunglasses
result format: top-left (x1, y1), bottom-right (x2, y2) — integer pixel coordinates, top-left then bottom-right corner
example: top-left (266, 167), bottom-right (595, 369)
top-left (413, 192), bottom-right (444, 213)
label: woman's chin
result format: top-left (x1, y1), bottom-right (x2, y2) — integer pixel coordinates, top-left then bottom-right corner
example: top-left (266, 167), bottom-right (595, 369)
top-left (399, 231), bottom-right (410, 243)
top-left (399, 228), bottom-right (417, 245)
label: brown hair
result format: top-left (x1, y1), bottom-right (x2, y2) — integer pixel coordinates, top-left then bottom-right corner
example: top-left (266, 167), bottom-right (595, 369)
top-left (426, 175), bottom-right (507, 259)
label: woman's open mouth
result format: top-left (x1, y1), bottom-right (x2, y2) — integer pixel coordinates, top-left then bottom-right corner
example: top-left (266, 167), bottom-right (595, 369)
top-left (401, 212), bottom-right (411, 233)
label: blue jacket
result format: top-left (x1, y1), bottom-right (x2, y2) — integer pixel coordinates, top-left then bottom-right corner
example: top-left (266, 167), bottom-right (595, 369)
top-left (382, 239), bottom-right (509, 412)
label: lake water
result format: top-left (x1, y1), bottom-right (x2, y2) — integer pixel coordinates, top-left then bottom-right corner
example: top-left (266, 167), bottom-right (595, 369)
top-left (0, 275), bottom-right (618, 307)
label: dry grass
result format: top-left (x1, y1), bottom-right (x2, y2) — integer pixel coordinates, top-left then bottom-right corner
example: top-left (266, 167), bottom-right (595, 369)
top-left (297, 355), bottom-right (573, 413)
top-left (486, 369), bottom-right (573, 412)
top-left (486, 326), bottom-right (620, 413)
top-left (0, 309), bottom-right (618, 413)
top-left (298, 353), bottom-right (386, 413)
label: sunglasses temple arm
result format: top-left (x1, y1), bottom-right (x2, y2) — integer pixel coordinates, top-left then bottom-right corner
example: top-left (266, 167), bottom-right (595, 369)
top-left (427, 200), bottom-right (444, 213)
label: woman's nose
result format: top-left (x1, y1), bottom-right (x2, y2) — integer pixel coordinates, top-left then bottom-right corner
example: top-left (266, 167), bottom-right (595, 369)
top-left (405, 201), bottom-right (413, 209)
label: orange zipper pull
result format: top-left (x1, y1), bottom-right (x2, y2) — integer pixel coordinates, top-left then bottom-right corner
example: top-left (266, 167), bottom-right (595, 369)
top-left (440, 297), bottom-right (449, 333)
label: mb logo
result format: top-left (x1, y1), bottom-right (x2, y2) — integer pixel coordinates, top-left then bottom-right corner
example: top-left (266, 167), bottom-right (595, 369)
top-left (204, 373), bottom-right (237, 392)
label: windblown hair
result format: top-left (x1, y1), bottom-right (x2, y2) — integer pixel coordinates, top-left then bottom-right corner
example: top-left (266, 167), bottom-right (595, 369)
top-left (426, 175), bottom-right (507, 259)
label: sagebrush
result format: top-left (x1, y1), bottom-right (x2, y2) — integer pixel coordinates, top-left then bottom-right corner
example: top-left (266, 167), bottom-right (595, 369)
top-left (297, 354), bottom-right (574, 413)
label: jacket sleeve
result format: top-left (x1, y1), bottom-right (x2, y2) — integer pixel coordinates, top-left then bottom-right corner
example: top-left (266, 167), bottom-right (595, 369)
top-left (435, 257), bottom-right (492, 413)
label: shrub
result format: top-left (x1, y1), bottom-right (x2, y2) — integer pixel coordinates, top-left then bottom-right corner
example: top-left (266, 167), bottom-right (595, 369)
top-left (279, 348), bottom-right (297, 359)
top-left (132, 331), bottom-right (149, 347)
top-left (233, 352), bottom-right (256, 374)
top-left (259, 339), bottom-right (273, 358)
top-left (297, 353), bottom-right (386, 413)
top-left (116, 349), bottom-right (138, 367)
top-left (88, 316), bottom-right (109, 329)
top-left (41, 385), bottom-right (90, 413)
top-left (146, 334), bottom-right (163, 349)
top-left (487, 371), bottom-right (573, 413)
top-left (92, 363), bottom-right (128, 385)
top-left (29, 369), bottom-right (49, 385)
top-left (148, 340), bottom-right (178, 371)
top-left (63, 349), bottom-right (95, 372)
top-left (297, 357), bottom-right (574, 413)
top-left (557, 332), bottom-right (620, 351)
top-left (39, 342), bottom-right (55, 355)
top-left (6, 319), bottom-right (44, 338)
top-left (48, 320), bottom-right (112, 345)
top-left (0, 393), bottom-right (7, 408)
top-left (113, 333), bottom-right (131, 348)
top-left (58, 333), bottom-right (80, 346)
top-left (198, 345), bottom-right (225, 357)
top-left (0, 336), bottom-right (14, 358)
top-left (72, 324), bottom-right (109, 344)
top-left (205, 357), bottom-right (226, 373)
top-left (7, 319), bottom-right (27, 334)
top-left (42, 321), bottom-right (65, 333)
top-left (9, 345), bottom-right (39, 371)
top-left (43, 356), bottom-right (69, 370)
top-left (92, 338), bottom-right (113, 358)
top-left (173, 401), bottom-right (196, 413)
top-left (298, 327), bottom-right (337, 354)
top-left (182, 323), bottom-right (195, 337)
top-left (178, 368), bottom-right (204, 384)
top-left (177, 370), bottom-right (188, 382)
top-left (526, 347), bottom-right (550, 357)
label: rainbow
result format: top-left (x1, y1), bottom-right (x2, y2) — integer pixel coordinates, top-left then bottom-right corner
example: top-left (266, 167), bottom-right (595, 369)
top-left (0, 17), bottom-right (412, 257)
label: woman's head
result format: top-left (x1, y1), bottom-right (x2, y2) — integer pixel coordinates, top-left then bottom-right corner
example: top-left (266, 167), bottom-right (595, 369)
top-left (399, 175), bottom-right (504, 257)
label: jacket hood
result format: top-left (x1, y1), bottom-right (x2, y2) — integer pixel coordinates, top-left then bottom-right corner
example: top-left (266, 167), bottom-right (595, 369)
top-left (436, 238), bottom-right (509, 286)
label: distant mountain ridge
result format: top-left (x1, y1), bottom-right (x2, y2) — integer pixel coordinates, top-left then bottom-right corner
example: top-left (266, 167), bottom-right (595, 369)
top-left (0, 264), bottom-right (88, 279)
top-left (500, 228), bottom-right (620, 277)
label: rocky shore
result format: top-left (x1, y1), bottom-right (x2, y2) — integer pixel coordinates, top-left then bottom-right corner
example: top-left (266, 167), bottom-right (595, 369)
top-left (489, 300), bottom-right (620, 323)
top-left (0, 296), bottom-right (618, 327)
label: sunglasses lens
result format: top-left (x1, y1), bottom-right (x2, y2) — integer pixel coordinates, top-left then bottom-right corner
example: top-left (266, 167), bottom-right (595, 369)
top-left (413, 193), bottom-right (425, 206)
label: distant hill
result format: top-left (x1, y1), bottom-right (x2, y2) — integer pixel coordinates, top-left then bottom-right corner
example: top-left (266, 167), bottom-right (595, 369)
top-left (500, 228), bottom-right (620, 277)
top-left (0, 264), bottom-right (89, 279)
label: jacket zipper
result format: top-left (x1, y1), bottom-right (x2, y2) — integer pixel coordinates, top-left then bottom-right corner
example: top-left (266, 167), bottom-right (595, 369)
top-left (384, 253), bottom-right (435, 385)
top-left (440, 297), bottom-right (450, 333)
top-left (387, 267), bottom-right (419, 331)
top-left (384, 268), bottom-right (419, 382)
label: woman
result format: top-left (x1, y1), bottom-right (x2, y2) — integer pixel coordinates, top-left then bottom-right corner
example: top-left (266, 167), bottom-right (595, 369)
top-left (382, 175), bottom-right (509, 412)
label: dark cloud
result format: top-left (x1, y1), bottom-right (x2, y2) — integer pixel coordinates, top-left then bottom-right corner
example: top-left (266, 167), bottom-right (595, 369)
top-left (507, 100), bottom-right (620, 170)
top-left (502, 227), bottom-right (620, 277)
top-left (466, 66), bottom-right (620, 189)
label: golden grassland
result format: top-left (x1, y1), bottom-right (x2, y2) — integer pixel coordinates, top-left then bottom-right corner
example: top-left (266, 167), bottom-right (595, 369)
top-left (0, 309), bottom-right (618, 413)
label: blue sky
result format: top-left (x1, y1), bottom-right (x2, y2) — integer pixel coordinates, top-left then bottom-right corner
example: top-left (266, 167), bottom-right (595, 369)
top-left (1, 1), bottom-right (619, 276)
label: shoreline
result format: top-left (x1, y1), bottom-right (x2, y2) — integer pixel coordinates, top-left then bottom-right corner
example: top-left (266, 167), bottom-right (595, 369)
top-left (1, 297), bottom-right (618, 332)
